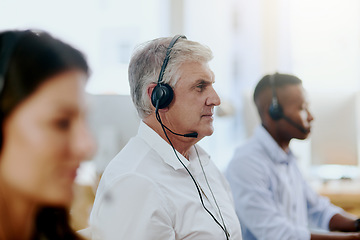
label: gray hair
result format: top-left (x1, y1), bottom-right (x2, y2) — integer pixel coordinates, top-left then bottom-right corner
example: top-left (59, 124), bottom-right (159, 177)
top-left (128, 37), bottom-right (213, 119)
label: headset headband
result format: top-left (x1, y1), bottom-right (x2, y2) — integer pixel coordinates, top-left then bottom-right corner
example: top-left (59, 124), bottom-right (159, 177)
top-left (157, 35), bottom-right (187, 84)
top-left (269, 73), bottom-right (278, 108)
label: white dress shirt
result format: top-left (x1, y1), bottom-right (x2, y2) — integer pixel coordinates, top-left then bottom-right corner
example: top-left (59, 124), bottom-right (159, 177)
top-left (225, 125), bottom-right (343, 240)
top-left (89, 121), bottom-right (242, 240)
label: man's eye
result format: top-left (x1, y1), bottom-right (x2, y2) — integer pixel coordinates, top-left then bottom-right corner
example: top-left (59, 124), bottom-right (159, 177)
top-left (197, 84), bottom-right (205, 91)
top-left (55, 119), bottom-right (70, 130)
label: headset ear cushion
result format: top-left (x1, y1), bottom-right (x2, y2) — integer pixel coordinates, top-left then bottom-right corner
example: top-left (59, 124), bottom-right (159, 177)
top-left (151, 83), bottom-right (174, 109)
top-left (269, 103), bottom-right (283, 120)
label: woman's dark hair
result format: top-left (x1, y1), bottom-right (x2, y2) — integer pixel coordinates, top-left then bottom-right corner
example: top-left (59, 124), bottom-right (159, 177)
top-left (33, 207), bottom-right (81, 240)
top-left (0, 30), bottom-right (88, 240)
top-left (0, 30), bottom-right (89, 121)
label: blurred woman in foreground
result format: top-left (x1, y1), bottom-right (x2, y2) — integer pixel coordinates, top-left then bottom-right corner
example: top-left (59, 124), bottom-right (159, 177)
top-left (0, 30), bottom-right (95, 239)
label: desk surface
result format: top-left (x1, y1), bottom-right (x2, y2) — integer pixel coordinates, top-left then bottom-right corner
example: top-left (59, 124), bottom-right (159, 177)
top-left (311, 179), bottom-right (360, 216)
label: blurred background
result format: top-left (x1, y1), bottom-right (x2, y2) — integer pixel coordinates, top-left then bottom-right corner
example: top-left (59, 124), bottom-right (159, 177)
top-left (1, 0), bottom-right (360, 229)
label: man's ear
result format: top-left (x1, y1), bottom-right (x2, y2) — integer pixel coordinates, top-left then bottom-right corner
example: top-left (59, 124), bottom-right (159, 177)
top-left (147, 83), bottom-right (157, 100)
top-left (147, 83), bottom-right (169, 112)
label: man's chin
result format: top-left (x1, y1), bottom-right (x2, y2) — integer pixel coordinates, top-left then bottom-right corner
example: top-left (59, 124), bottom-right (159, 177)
top-left (202, 127), bottom-right (215, 137)
top-left (297, 131), bottom-right (310, 140)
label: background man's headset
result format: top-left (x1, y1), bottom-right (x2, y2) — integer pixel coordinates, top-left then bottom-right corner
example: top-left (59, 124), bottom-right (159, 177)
top-left (151, 35), bottom-right (230, 240)
top-left (268, 73), bottom-right (307, 134)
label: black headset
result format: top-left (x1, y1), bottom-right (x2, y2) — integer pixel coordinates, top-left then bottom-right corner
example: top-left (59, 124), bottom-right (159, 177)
top-left (268, 73), bottom-right (284, 120)
top-left (152, 35), bottom-right (230, 239)
top-left (150, 35), bottom-right (197, 139)
top-left (268, 73), bottom-right (308, 134)
top-left (151, 35), bottom-right (187, 110)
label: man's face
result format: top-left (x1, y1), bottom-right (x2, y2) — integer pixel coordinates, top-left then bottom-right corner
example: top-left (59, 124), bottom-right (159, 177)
top-left (165, 61), bottom-right (221, 139)
top-left (276, 84), bottom-right (314, 140)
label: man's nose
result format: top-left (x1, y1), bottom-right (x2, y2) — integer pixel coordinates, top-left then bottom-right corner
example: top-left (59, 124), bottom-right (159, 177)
top-left (206, 87), bottom-right (221, 106)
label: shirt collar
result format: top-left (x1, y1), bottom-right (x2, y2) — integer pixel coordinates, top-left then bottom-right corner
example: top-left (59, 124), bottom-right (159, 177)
top-left (189, 144), bottom-right (211, 166)
top-left (138, 121), bottom-right (209, 170)
top-left (255, 125), bottom-right (294, 164)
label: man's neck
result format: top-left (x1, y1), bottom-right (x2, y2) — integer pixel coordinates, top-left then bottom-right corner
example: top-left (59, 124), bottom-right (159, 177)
top-left (143, 116), bottom-right (198, 160)
top-left (262, 124), bottom-right (290, 153)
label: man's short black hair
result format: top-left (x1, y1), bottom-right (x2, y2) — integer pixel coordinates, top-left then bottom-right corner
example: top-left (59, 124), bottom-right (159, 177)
top-left (253, 73), bottom-right (302, 102)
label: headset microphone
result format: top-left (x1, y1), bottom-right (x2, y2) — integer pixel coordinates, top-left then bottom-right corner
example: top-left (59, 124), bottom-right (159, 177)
top-left (154, 97), bottom-right (198, 138)
top-left (152, 36), bottom-right (230, 239)
top-left (268, 73), bottom-right (308, 134)
top-left (160, 121), bottom-right (198, 138)
top-left (282, 115), bottom-right (308, 134)
top-left (152, 35), bottom-right (198, 139)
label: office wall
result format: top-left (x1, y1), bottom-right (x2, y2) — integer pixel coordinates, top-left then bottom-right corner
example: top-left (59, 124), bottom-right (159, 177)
top-left (87, 94), bottom-right (140, 174)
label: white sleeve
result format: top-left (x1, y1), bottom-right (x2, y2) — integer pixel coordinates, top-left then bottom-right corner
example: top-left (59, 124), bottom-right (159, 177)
top-left (90, 173), bottom-right (175, 240)
top-left (302, 178), bottom-right (343, 230)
